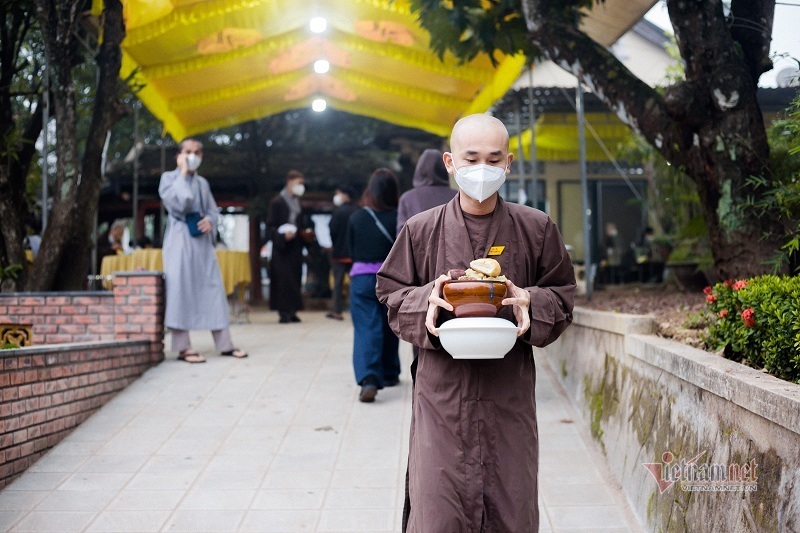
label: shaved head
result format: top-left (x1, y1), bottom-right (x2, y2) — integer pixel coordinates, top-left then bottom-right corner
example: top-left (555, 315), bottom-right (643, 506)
top-left (450, 114), bottom-right (510, 154)
top-left (443, 113), bottom-right (513, 213)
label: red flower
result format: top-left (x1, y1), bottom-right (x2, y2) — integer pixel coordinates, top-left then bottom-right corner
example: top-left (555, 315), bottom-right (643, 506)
top-left (741, 308), bottom-right (755, 328)
top-left (733, 280), bottom-right (748, 291)
top-left (706, 294), bottom-right (717, 303)
top-left (723, 279), bottom-right (735, 289)
top-left (703, 286), bottom-right (713, 295)
top-left (718, 309), bottom-right (728, 318)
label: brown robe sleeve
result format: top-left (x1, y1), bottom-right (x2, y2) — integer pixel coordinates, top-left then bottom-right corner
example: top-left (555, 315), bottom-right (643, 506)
top-left (521, 216), bottom-right (576, 347)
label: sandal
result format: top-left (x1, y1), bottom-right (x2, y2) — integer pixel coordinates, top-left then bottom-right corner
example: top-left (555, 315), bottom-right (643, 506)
top-left (326, 312), bottom-right (344, 321)
top-left (178, 349), bottom-right (206, 364)
top-left (220, 348), bottom-right (248, 358)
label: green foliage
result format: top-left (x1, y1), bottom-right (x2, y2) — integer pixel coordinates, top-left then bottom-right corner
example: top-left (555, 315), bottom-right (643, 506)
top-left (704, 275), bottom-right (800, 383)
top-left (0, 263), bottom-right (23, 281)
top-left (666, 215), bottom-right (712, 267)
top-left (1, 343), bottom-right (21, 350)
top-left (618, 133), bottom-right (703, 236)
top-left (743, 93), bottom-right (800, 274)
top-left (409, 0), bottom-right (546, 65)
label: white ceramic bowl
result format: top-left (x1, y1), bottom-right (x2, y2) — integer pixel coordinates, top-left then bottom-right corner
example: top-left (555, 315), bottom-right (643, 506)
top-left (437, 317), bottom-right (518, 359)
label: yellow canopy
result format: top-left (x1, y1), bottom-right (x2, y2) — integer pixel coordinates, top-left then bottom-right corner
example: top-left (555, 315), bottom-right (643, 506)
top-left (510, 112), bottom-right (633, 162)
top-left (92, 0), bottom-right (654, 141)
top-left (91, 0), bottom-right (525, 139)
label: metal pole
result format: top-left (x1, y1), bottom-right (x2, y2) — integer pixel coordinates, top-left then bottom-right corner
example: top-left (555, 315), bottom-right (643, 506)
top-left (132, 101), bottom-right (140, 242)
top-left (514, 99), bottom-right (526, 204)
top-left (577, 82), bottom-right (592, 300)
top-left (527, 67), bottom-right (537, 210)
top-left (41, 60), bottom-right (50, 231)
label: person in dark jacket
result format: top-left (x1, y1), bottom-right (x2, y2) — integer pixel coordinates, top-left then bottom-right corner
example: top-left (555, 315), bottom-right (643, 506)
top-left (396, 148), bottom-right (457, 233)
top-left (267, 170), bottom-right (316, 323)
top-left (347, 168), bottom-right (400, 403)
top-left (397, 149), bottom-right (458, 362)
top-left (327, 183), bottom-right (360, 320)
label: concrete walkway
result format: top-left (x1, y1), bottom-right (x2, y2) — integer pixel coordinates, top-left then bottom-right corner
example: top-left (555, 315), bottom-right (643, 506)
top-left (0, 310), bottom-right (643, 532)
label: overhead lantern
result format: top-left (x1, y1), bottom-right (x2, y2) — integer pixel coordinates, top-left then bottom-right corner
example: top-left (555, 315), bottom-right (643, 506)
top-left (310, 17), bottom-right (327, 34)
top-left (314, 59), bottom-right (330, 74)
top-left (312, 98), bottom-right (327, 112)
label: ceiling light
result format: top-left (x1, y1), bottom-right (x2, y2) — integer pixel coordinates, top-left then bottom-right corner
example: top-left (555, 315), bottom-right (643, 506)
top-left (314, 59), bottom-right (330, 74)
top-left (312, 98), bottom-right (327, 112)
top-left (310, 17), bottom-right (327, 33)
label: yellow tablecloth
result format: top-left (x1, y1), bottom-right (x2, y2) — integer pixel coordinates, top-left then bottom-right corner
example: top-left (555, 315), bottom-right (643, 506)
top-left (100, 249), bottom-right (251, 295)
top-left (214, 250), bottom-right (253, 296)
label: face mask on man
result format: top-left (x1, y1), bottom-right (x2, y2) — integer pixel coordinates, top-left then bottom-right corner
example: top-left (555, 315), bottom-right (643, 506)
top-left (186, 154), bottom-right (202, 172)
top-left (291, 183), bottom-right (306, 197)
top-left (333, 193), bottom-right (345, 207)
top-left (454, 163), bottom-right (507, 203)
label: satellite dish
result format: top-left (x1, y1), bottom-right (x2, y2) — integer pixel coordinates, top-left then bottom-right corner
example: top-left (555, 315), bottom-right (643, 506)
top-left (776, 67), bottom-right (800, 88)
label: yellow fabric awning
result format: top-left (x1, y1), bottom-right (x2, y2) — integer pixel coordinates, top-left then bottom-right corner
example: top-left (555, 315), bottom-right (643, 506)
top-left (92, 0), bottom-right (525, 139)
top-left (510, 112), bottom-right (633, 162)
top-left (91, 0), bottom-right (654, 141)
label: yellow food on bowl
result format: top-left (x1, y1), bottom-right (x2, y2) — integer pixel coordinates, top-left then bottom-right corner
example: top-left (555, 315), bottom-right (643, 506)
top-left (470, 257), bottom-right (501, 277)
top-left (451, 258), bottom-right (507, 281)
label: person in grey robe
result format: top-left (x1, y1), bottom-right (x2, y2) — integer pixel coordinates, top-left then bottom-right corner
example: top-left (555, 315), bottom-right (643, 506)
top-left (396, 148), bottom-right (457, 233)
top-left (376, 114), bottom-right (576, 532)
top-left (158, 139), bottom-right (248, 363)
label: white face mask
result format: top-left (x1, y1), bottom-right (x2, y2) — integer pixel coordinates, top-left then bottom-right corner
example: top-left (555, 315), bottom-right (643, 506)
top-left (454, 163), bottom-right (507, 203)
top-left (186, 154), bottom-right (202, 172)
top-left (332, 193), bottom-right (344, 207)
top-left (291, 183), bottom-right (305, 197)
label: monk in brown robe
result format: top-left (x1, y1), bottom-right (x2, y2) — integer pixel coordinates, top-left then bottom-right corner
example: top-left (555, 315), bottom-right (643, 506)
top-left (376, 114), bottom-right (576, 532)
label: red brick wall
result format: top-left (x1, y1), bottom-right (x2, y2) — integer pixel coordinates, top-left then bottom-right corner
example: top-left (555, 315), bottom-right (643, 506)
top-left (0, 272), bottom-right (165, 488)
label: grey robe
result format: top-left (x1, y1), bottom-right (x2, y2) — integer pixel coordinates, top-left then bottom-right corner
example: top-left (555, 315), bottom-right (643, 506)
top-left (376, 194), bottom-right (575, 532)
top-left (159, 168), bottom-right (229, 331)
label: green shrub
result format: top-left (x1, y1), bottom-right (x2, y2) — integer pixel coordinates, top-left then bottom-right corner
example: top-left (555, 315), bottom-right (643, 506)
top-left (703, 275), bottom-right (800, 382)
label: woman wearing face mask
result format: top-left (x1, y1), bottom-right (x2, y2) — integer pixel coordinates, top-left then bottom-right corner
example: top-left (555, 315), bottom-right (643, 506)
top-left (159, 138), bottom-right (249, 363)
top-left (266, 170), bottom-right (316, 323)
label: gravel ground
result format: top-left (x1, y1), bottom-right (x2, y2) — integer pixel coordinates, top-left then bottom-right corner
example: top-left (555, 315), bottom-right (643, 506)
top-left (575, 283), bottom-right (709, 349)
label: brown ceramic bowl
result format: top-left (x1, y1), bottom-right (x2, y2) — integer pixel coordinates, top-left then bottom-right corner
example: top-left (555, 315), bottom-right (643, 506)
top-left (442, 280), bottom-right (507, 318)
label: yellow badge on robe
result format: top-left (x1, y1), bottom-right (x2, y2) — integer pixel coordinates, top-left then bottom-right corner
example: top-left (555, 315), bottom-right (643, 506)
top-left (487, 245), bottom-right (505, 256)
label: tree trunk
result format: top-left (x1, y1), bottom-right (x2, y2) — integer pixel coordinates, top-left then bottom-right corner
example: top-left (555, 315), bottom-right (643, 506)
top-left (522, 0), bottom-right (783, 279)
top-left (0, 2), bottom-right (41, 289)
top-left (29, 0), bottom-right (125, 290)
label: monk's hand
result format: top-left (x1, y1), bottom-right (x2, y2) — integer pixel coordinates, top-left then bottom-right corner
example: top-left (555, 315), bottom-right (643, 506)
top-left (502, 280), bottom-right (531, 337)
top-left (197, 216), bottom-right (213, 234)
top-left (177, 153), bottom-right (189, 176)
top-left (425, 274), bottom-right (453, 336)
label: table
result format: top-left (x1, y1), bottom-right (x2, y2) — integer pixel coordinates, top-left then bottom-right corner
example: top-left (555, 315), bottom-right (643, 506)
top-left (100, 249), bottom-right (251, 296)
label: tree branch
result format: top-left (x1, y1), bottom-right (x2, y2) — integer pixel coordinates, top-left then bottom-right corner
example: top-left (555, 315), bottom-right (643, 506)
top-left (522, 0), bottom-right (688, 166)
top-left (730, 0), bottom-right (775, 83)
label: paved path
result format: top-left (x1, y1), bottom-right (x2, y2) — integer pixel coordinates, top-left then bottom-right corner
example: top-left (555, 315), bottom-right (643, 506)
top-left (0, 310), bottom-right (642, 532)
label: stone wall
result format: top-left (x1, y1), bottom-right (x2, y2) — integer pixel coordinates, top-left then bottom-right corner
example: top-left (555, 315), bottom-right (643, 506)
top-left (0, 272), bottom-right (165, 488)
top-left (541, 308), bottom-right (800, 533)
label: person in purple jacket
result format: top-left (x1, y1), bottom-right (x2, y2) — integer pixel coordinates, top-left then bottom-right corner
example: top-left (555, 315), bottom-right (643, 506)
top-left (396, 148), bottom-right (457, 233)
